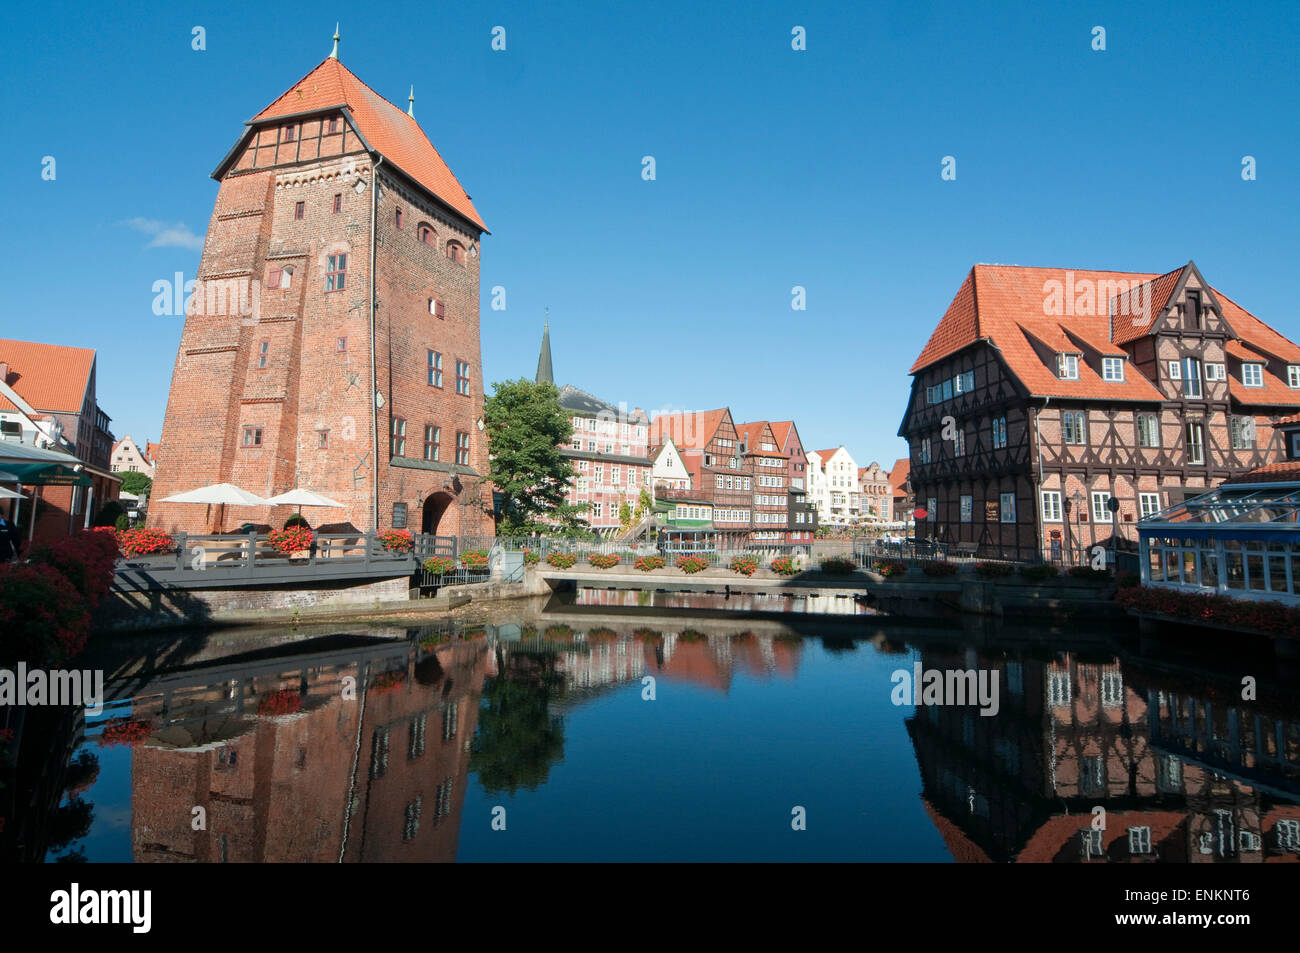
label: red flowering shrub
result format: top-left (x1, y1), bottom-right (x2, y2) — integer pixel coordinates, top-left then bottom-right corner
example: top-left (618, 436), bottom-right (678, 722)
top-left (99, 717), bottom-right (153, 747)
top-left (267, 526), bottom-right (313, 555)
top-left (675, 555), bottom-right (709, 574)
top-left (371, 670), bottom-right (407, 694)
top-left (730, 556), bottom-right (759, 576)
top-left (460, 549), bottom-right (489, 569)
top-left (877, 560), bottom-right (908, 578)
top-left (587, 627), bottom-right (619, 642)
top-left (0, 563), bottom-right (91, 665)
top-left (28, 530), bottom-right (119, 609)
top-left (116, 528), bottom-right (175, 557)
top-left (544, 624), bottom-right (574, 641)
top-left (377, 529), bottom-right (413, 553)
top-left (819, 556), bottom-right (857, 574)
top-left (770, 556), bottom-right (799, 576)
top-left (546, 551), bottom-right (577, 569)
top-left (521, 548), bottom-right (540, 565)
top-left (588, 553), bottom-right (621, 569)
top-left (423, 556), bottom-right (455, 575)
top-left (922, 561), bottom-right (959, 577)
top-left (1117, 586), bottom-right (1300, 637)
top-left (632, 627), bottom-right (662, 642)
top-left (634, 554), bottom-right (666, 572)
top-left (257, 690), bottom-right (303, 716)
top-left (679, 629), bottom-right (707, 643)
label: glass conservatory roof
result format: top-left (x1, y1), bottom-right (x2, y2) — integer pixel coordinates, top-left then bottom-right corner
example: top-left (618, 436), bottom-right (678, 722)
top-left (1140, 482), bottom-right (1300, 528)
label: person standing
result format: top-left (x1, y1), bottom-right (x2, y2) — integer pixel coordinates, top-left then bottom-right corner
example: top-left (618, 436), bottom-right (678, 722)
top-left (0, 512), bottom-right (18, 562)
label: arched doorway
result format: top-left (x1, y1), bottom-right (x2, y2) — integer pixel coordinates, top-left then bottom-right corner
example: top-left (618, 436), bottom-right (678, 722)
top-left (422, 492), bottom-right (453, 535)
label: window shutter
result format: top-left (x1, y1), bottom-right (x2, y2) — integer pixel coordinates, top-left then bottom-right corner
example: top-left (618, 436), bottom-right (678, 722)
top-left (268, 267), bottom-right (282, 288)
top-left (435, 300), bottom-right (446, 319)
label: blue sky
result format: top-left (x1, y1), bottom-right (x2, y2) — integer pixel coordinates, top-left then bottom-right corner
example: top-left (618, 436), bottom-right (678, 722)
top-left (3, 0), bottom-right (1298, 468)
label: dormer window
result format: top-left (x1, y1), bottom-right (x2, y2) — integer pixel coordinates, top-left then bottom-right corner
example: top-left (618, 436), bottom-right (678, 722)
top-left (1288, 365), bottom-right (1300, 389)
top-left (1057, 354), bottom-right (1079, 380)
top-left (1242, 363), bottom-right (1264, 387)
top-left (1102, 357), bottom-right (1124, 382)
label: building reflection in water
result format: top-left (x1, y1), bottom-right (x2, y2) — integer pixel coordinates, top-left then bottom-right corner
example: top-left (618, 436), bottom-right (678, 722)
top-left (907, 646), bottom-right (1300, 862)
top-left (117, 632), bottom-right (489, 862)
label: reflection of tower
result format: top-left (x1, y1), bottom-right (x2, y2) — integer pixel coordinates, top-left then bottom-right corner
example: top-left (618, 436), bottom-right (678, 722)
top-left (127, 638), bottom-right (488, 862)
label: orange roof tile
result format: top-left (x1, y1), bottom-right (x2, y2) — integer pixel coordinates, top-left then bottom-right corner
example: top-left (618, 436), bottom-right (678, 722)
top-left (1226, 460), bottom-right (1300, 484)
top-left (910, 263), bottom-right (1300, 405)
top-left (0, 339), bottom-right (95, 413)
top-left (811, 448), bottom-right (842, 460)
top-left (769, 421), bottom-right (795, 448)
top-left (1111, 266), bottom-right (1183, 345)
top-left (250, 57), bottom-right (485, 232)
top-left (888, 458), bottom-right (910, 493)
top-left (145, 442), bottom-right (160, 463)
top-left (650, 409), bottom-right (729, 451)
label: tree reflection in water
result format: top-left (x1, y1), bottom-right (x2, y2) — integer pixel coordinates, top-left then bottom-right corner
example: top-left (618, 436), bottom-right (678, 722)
top-left (470, 645), bottom-right (566, 796)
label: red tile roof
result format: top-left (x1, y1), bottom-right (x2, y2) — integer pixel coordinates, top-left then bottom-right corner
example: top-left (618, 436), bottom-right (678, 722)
top-left (1225, 460), bottom-right (1300, 484)
top-left (910, 263), bottom-right (1300, 405)
top-left (0, 339), bottom-right (95, 413)
top-left (251, 57), bottom-right (486, 232)
top-left (768, 421), bottom-right (795, 448)
top-left (650, 409), bottom-right (729, 451)
top-left (811, 448), bottom-right (843, 460)
top-left (1111, 267), bottom-right (1183, 345)
top-left (888, 458), bottom-right (910, 494)
top-left (145, 442), bottom-right (160, 463)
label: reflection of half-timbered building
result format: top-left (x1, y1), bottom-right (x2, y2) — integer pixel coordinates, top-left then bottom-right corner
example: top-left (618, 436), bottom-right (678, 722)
top-left (899, 262), bottom-right (1300, 561)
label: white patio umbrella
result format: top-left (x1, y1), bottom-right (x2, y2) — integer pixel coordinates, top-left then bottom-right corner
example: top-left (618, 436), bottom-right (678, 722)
top-left (159, 483), bottom-right (268, 505)
top-left (0, 470), bottom-right (19, 482)
top-left (158, 483), bottom-right (269, 534)
top-left (0, 486), bottom-right (26, 500)
top-left (262, 488), bottom-right (345, 517)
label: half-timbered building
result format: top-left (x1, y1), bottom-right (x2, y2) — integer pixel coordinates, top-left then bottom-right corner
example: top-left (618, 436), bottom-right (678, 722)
top-left (770, 420), bottom-right (818, 543)
top-left (899, 262), bottom-right (1300, 561)
top-left (650, 409), bottom-right (752, 546)
top-left (737, 421), bottom-right (790, 543)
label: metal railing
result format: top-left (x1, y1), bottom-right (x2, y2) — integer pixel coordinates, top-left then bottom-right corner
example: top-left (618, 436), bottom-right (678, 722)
top-left (115, 531), bottom-right (418, 589)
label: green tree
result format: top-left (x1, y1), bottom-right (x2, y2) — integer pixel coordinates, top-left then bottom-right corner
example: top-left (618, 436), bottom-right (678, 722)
top-left (470, 647), bottom-right (566, 795)
top-left (484, 378), bottom-right (590, 536)
top-left (119, 472), bottom-right (152, 497)
top-left (618, 501), bottom-right (632, 527)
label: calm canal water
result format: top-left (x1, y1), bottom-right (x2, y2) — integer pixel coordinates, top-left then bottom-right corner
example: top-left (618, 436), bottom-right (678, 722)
top-left (6, 588), bottom-right (1299, 862)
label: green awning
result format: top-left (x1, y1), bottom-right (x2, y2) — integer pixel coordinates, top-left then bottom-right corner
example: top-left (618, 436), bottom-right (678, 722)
top-left (1, 462), bottom-right (92, 486)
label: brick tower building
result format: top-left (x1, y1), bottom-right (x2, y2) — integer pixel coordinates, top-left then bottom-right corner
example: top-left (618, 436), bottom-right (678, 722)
top-left (150, 34), bottom-right (494, 537)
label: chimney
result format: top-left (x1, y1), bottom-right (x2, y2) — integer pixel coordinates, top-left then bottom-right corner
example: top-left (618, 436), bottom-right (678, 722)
top-left (0, 362), bottom-right (8, 384)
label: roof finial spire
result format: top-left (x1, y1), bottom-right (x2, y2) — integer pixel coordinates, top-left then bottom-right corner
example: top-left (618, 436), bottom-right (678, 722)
top-left (408, 85), bottom-right (415, 117)
top-left (536, 312), bottom-right (554, 385)
top-left (330, 23), bottom-right (340, 59)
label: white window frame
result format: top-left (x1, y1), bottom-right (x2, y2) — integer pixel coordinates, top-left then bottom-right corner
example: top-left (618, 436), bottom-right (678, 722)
top-left (1242, 363), bottom-right (1264, 388)
top-left (1186, 421), bottom-right (1206, 465)
top-left (1127, 826), bottom-right (1152, 855)
top-left (960, 495), bottom-right (972, 523)
top-left (1139, 492), bottom-right (1161, 518)
top-left (1288, 365), bottom-right (1300, 389)
top-left (1102, 357), bottom-right (1124, 382)
top-left (1137, 413), bottom-right (1160, 448)
top-left (1167, 360), bottom-right (1181, 380)
top-left (1183, 358), bottom-right (1202, 398)
top-left (1058, 353), bottom-right (1079, 380)
top-left (1091, 491), bottom-right (1111, 524)
top-left (1041, 490), bottom-right (1062, 522)
top-left (927, 497), bottom-right (937, 521)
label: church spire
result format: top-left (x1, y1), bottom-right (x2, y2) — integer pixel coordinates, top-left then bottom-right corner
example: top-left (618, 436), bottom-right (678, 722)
top-left (535, 313), bottom-right (554, 386)
top-left (329, 23), bottom-right (341, 60)
top-left (408, 85), bottom-right (415, 117)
